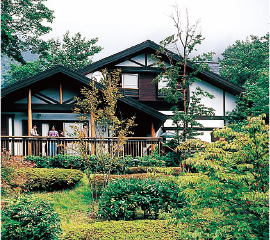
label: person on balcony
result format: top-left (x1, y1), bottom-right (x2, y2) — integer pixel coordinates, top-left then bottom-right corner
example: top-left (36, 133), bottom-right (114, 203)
top-left (80, 124), bottom-right (88, 138)
top-left (30, 124), bottom-right (39, 156)
top-left (48, 125), bottom-right (59, 156)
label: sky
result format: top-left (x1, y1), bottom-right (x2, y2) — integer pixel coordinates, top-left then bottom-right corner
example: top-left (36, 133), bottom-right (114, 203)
top-left (43, 0), bottom-right (269, 62)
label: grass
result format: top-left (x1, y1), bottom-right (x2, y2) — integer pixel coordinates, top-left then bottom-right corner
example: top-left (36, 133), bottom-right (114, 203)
top-left (2, 171), bottom-right (208, 238)
top-left (7, 174), bottom-right (97, 233)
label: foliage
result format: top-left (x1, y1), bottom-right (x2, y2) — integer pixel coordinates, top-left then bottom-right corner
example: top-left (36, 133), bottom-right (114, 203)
top-left (88, 173), bottom-right (162, 196)
top-left (98, 177), bottom-right (186, 221)
top-left (25, 153), bottom-right (168, 174)
top-left (62, 220), bottom-right (182, 240)
top-left (221, 33), bottom-right (269, 127)
top-left (25, 154), bottom-right (88, 170)
top-left (124, 166), bottom-right (182, 176)
top-left (3, 60), bottom-right (44, 87)
top-left (74, 69), bottom-right (136, 203)
top-left (1, 196), bottom-right (61, 240)
top-left (1, 0), bottom-right (54, 64)
top-left (152, 6), bottom-right (215, 166)
top-left (3, 31), bottom-right (102, 87)
top-left (16, 168), bottom-right (84, 191)
top-left (1, 155), bottom-right (36, 195)
top-left (26, 174), bottom-right (95, 233)
top-left (173, 115), bottom-right (269, 239)
top-left (220, 33), bottom-right (269, 86)
top-left (38, 31), bottom-right (102, 70)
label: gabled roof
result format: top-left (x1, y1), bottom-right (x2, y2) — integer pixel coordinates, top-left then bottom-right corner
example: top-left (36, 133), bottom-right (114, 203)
top-left (2, 65), bottom-right (91, 97)
top-left (77, 40), bottom-right (245, 96)
top-left (1, 65), bottom-right (167, 122)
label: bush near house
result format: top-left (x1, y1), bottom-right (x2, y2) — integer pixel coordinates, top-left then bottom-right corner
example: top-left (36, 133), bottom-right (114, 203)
top-left (1, 155), bottom-right (37, 195)
top-left (25, 153), bottom-right (168, 173)
top-left (98, 177), bottom-right (186, 221)
top-left (25, 154), bottom-right (88, 170)
top-left (17, 168), bottom-right (84, 191)
top-left (124, 166), bottom-right (182, 175)
top-left (1, 196), bottom-right (62, 240)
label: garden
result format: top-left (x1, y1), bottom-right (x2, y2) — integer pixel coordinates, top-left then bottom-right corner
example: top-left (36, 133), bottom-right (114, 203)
top-left (1, 115), bottom-right (269, 239)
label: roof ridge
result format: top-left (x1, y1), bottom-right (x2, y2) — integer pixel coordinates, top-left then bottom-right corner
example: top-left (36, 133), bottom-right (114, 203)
top-left (77, 39), bottom-right (159, 74)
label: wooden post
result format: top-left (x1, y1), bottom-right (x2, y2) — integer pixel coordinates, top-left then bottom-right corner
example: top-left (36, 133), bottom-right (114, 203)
top-left (151, 122), bottom-right (155, 152)
top-left (28, 89), bottom-right (32, 155)
top-left (91, 113), bottom-right (95, 137)
top-left (90, 113), bottom-right (95, 155)
top-left (60, 83), bottom-right (63, 104)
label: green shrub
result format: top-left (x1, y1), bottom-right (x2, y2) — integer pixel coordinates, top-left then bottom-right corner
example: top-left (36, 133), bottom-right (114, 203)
top-left (124, 166), bottom-right (182, 175)
top-left (1, 196), bottom-right (61, 240)
top-left (25, 154), bottom-right (88, 170)
top-left (98, 177), bottom-right (185, 221)
top-left (63, 220), bottom-right (181, 240)
top-left (89, 173), bottom-right (162, 196)
top-left (175, 116), bottom-right (269, 239)
top-left (17, 168), bottom-right (84, 191)
top-left (1, 155), bottom-right (36, 195)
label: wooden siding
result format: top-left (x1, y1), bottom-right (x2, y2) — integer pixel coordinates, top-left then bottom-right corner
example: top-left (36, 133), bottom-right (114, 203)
top-left (139, 73), bottom-right (157, 101)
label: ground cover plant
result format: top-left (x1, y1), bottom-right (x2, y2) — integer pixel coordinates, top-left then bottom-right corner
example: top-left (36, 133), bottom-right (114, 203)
top-left (1, 196), bottom-right (62, 240)
top-left (62, 220), bottom-right (182, 240)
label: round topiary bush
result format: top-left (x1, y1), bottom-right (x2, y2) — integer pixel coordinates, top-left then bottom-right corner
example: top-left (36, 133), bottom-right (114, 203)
top-left (1, 196), bottom-right (62, 240)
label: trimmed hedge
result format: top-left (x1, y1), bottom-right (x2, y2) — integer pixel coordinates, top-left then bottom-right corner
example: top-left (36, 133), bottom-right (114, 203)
top-left (125, 166), bottom-right (182, 175)
top-left (25, 155), bottom-right (87, 170)
top-left (17, 168), bottom-right (84, 191)
top-left (63, 220), bottom-right (182, 240)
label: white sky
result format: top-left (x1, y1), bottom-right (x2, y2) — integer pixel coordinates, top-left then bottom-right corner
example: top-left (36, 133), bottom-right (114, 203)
top-left (43, 0), bottom-right (269, 61)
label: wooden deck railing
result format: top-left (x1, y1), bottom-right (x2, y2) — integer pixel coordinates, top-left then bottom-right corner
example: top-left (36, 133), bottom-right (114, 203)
top-left (1, 136), bottom-right (164, 157)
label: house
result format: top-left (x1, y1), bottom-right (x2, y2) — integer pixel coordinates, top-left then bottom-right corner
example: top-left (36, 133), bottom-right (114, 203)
top-left (1, 40), bottom-right (244, 156)
top-left (78, 40), bottom-right (244, 142)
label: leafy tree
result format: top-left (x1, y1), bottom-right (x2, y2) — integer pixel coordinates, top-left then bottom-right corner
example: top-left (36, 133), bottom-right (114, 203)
top-left (220, 33), bottom-right (269, 127)
top-left (73, 69), bottom-right (136, 206)
top-left (175, 115), bottom-right (269, 239)
top-left (1, 0), bottom-right (54, 64)
top-left (2, 31), bottom-right (102, 87)
top-left (38, 31), bottom-right (102, 70)
top-left (220, 34), bottom-right (269, 86)
top-left (152, 6), bottom-right (215, 164)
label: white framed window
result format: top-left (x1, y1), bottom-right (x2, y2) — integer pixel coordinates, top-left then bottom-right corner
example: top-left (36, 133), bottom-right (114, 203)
top-left (122, 74), bottom-right (138, 89)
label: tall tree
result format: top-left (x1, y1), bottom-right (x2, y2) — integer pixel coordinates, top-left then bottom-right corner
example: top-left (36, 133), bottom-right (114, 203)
top-left (1, 0), bottom-right (54, 64)
top-left (220, 34), bottom-right (269, 127)
top-left (2, 31), bottom-right (102, 87)
top-left (38, 31), bottom-right (102, 70)
top-left (152, 6), bottom-right (215, 154)
top-left (220, 34), bottom-right (269, 86)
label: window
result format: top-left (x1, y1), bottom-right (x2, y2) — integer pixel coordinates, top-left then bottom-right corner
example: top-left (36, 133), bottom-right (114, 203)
top-left (122, 74), bottom-right (138, 89)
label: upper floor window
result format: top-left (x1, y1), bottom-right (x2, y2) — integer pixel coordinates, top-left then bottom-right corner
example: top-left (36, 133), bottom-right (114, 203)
top-left (122, 74), bottom-right (138, 89)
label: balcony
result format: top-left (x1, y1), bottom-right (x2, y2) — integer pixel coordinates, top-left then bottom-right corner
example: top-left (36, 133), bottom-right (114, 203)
top-left (1, 136), bottom-right (164, 158)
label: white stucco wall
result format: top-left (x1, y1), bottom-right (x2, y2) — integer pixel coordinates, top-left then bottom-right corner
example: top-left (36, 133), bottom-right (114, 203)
top-left (195, 131), bottom-right (212, 142)
top-left (131, 54), bottom-right (145, 65)
top-left (190, 80), bottom-right (224, 116)
top-left (225, 92), bottom-right (237, 113)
